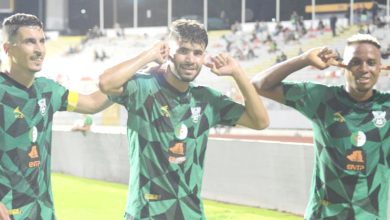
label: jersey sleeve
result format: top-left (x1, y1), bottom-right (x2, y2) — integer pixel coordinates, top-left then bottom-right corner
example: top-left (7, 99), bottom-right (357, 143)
top-left (282, 81), bottom-right (325, 118)
top-left (108, 80), bottom-right (137, 110)
top-left (206, 88), bottom-right (245, 127)
top-left (46, 79), bottom-right (72, 112)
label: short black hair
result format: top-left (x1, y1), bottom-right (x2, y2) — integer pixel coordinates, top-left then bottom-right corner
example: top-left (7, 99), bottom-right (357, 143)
top-left (2, 13), bottom-right (43, 42)
top-left (169, 19), bottom-right (208, 48)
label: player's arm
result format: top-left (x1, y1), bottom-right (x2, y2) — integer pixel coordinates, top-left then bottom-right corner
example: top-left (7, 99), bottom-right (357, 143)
top-left (0, 202), bottom-right (11, 220)
top-left (99, 41), bottom-right (169, 96)
top-left (66, 90), bottom-right (113, 114)
top-left (206, 53), bottom-right (269, 130)
top-left (251, 47), bottom-right (337, 103)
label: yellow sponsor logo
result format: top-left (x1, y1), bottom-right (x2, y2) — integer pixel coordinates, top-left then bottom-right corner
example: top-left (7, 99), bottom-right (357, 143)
top-left (8, 208), bottom-right (22, 215)
top-left (14, 107), bottom-right (24, 119)
top-left (333, 112), bottom-right (345, 123)
top-left (144, 193), bottom-right (161, 201)
top-left (319, 199), bottom-right (330, 206)
top-left (160, 105), bottom-right (170, 117)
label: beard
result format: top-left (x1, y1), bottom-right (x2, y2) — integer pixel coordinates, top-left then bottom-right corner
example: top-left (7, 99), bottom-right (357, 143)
top-left (177, 71), bottom-right (200, 82)
top-left (169, 61), bottom-right (201, 82)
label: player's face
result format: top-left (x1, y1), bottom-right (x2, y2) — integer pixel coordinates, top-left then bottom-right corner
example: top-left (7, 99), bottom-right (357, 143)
top-left (344, 42), bottom-right (381, 99)
top-left (171, 40), bottom-right (206, 82)
top-left (7, 26), bottom-right (46, 74)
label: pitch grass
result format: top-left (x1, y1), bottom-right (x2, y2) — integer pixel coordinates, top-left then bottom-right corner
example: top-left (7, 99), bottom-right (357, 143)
top-left (52, 173), bottom-right (302, 220)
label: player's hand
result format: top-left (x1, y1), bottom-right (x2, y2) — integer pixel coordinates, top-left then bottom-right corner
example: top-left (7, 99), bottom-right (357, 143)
top-left (0, 203), bottom-right (11, 220)
top-left (148, 41), bottom-right (169, 64)
top-left (205, 53), bottom-right (241, 77)
top-left (305, 47), bottom-right (340, 70)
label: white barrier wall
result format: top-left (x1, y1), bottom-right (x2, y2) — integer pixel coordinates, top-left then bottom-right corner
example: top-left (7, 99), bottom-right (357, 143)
top-left (52, 130), bottom-right (312, 216)
top-left (52, 130), bottom-right (390, 217)
top-left (52, 131), bottom-right (130, 184)
top-left (202, 138), bottom-right (313, 215)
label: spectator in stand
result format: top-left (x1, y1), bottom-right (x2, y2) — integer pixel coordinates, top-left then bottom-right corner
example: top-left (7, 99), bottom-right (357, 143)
top-left (330, 15), bottom-right (338, 37)
top-left (317, 19), bottom-right (325, 34)
top-left (273, 22), bottom-right (283, 36)
top-left (360, 5), bottom-right (368, 25)
top-left (290, 11), bottom-right (299, 31)
top-left (345, 5), bottom-right (351, 25)
top-left (371, 1), bottom-right (379, 24)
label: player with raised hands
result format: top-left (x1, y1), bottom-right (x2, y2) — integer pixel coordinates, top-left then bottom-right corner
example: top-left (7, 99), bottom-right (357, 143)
top-left (252, 33), bottom-right (390, 220)
top-left (99, 18), bottom-right (269, 220)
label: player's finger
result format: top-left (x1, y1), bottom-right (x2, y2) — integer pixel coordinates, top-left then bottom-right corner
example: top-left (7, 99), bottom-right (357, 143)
top-left (0, 204), bottom-right (11, 220)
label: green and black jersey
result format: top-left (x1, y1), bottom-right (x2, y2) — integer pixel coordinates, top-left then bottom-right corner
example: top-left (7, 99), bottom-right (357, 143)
top-left (0, 73), bottom-right (77, 220)
top-left (283, 82), bottom-right (390, 220)
top-left (110, 72), bottom-right (244, 220)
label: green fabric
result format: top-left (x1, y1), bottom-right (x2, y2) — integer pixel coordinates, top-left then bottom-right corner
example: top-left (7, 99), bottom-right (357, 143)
top-left (283, 81), bottom-right (390, 220)
top-left (110, 72), bottom-right (244, 220)
top-left (0, 73), bottom-right (69, 220)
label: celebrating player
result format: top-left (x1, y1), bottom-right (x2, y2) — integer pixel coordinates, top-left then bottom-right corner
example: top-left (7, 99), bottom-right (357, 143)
top-left (99, 19), bottom-right (269, 219)
top-left (252, 34), bottom-right (390, 219)
top-left (0, 13), bottom-right (112, 220)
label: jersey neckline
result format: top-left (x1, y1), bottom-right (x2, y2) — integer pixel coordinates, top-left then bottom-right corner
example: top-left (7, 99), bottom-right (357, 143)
top-left (0, 72), bottom-right (37, 95)
top-left (155, 70), bottom-right (191, 98)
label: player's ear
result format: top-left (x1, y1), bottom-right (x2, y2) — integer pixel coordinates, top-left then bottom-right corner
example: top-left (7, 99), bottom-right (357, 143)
top-left (203, 54), bottom-right (212, 66)
top-left (3, 41), bottom-right (11, 55)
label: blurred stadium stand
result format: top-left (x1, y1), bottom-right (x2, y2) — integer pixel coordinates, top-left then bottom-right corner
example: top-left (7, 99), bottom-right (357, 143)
top-left (1, 0), bottom-right (389, 130)
top-left (40, 19), bottom-right (390, 130)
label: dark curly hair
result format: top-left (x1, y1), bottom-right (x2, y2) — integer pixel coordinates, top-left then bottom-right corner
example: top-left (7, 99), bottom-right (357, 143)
top-left (169, 19), bottom-right (208, 48)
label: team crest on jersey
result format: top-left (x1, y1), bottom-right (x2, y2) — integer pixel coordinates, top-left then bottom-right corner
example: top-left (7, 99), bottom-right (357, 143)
top-left (191, 107), bottom-right (201, 123)
top-left (372, 111), bottom-right (386, 128)
top-left (38, 98), bottom-right (47, 116)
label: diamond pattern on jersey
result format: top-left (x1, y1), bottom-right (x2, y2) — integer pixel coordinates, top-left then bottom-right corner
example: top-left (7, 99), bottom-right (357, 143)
top-left (0, 74), bottom-right (68, 220)
top-left (2, 92), bottom-right (26, 109)
top-left (284, 82), bottom-right (390, 219)
top-left (6, 119), bottom-right (29, 137)
top-left (111, 73), bottom-right (244, 219)
top-left (0, 105), bottom-right (4, 128)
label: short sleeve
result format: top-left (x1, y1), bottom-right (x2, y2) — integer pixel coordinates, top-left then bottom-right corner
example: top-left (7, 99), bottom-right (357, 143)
top-left (282, 81), bottom-right (326, 118)
top-left (108, 80), bottom-right (137, 109)
top-left (205, 88), bottom-right (245, 127)
top-left (44, 79), bottom-right (69, 112)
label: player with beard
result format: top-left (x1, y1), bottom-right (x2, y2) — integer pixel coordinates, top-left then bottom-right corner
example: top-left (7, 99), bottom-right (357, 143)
top-left (99, 19), bottom-right (269, 220)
